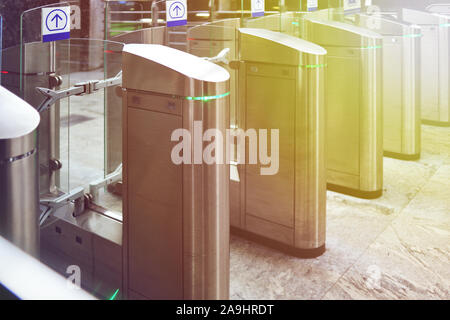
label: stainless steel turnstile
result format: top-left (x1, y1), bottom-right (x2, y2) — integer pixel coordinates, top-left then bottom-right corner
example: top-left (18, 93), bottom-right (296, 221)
top-left (402, 8), bottom-right (450, 126)
top-left (122, 44), bottom-right (230, 299)
top-left (1, 43), bottom-right (61, 197)
top-left (355, 14), bottom-right (422, 160)
top-left (0, 86), bottom-right (40, 257)
top-left (231, 28), bottom-right (327, 258)
top-left (304, 19), bottom-right (384, 199)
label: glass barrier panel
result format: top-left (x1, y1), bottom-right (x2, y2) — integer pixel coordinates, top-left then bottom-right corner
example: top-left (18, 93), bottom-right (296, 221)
top-left (20, 3), bottom-right (125, 213)
top-left (20, 3), bottom-right (71, 196)
top-left (105, 0), bottom-right (154, 40)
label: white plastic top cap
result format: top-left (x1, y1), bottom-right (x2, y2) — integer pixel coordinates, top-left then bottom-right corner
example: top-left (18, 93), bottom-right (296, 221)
top-left (0, 86), bottom-right (40, 140)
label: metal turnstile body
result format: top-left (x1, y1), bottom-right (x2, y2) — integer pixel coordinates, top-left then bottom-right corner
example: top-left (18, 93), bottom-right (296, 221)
top-left (403, 8), bottom-right (450, 126)
top-left (304, 19), bottom-right (384, 199)
top-left (232, 28), bottom-right (327, 258)
top-left (0, 86), bottom-right (40, 257)
top-left (1, 43), bottom-right (60, 196)
top-left (187, 18), bottom-right (240, 132)
top-left (122, 44), bottom-right (230, 299)
top-left (355, 14), bottom-right (422, 160)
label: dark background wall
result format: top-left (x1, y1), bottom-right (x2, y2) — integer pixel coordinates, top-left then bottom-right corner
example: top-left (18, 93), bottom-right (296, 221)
top-left (0, 0), bottom-right (55, 48)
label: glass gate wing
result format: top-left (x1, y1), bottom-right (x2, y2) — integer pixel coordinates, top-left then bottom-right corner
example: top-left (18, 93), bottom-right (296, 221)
top-left (17, 3), bottom-right (125, 225)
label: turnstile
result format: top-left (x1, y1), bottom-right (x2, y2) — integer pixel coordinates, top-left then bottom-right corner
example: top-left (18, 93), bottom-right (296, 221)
top-left (231, 28), bottom-right (327, 258)
top-left (122, 44), bottom-right (230, 299)
top-left (1, 43), bottom-right (61, 197)
top-left (0, 86), bottom-right (40, 257)
top-left (304, 19), bottom-right (384, 199)
top-left (355, 14), bottom-right (422, 160)
top-left (402, 8), bottom-right (450, 126)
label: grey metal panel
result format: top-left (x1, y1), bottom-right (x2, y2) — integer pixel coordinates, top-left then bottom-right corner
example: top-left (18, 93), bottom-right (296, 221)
top-left (355, 14), bottom-right (422, 158)
top-left (127, 107), bottom-right (183, 299)
top-left (40, 211), bottom-right (123, 299)
top-left (304, 18), bottom-right (384, 198)
top-left (234, 28), bottom-right (327, 255)
top-left (402, 9), bottom-right (450, 125)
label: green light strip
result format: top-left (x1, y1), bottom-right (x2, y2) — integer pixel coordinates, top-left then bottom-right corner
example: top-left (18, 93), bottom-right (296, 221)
top-left (185, 91), bottom-right (230, 102)
top-left (292, 21), bottom-right (300, 26)
top-left (402, 34), bottom-right (423, 38)
top-left (440, 23), bottom-right (450, 27)
top-left (109, 289), bottom-right (120, 300)
top-left (361, 45), bottom-right (382, 49)
top-left (300, 64), bottom-right (328, 69)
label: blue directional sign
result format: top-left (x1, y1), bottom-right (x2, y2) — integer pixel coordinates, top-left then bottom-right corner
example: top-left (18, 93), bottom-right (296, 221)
top-left (42, 7), bottom-right (71, 42)
top-left (251, 0), bottom-right (265, 18)
top-left (166, 0), bottom-right (187, 27)
top-left (344, 0), bottom-right (362, 14)
top-left (307, 0), bottom-right (318, 12)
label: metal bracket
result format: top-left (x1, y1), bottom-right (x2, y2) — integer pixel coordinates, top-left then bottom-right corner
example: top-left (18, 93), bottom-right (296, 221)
top-left (88, 163), bottom-right (123, 202)
top-left (203, 48), bottom-right (230, 65)
top-left (39, 187), bottom-right (85, 226)
top-left (36, 71), bottom-right (122, 113)
top-left (74, 80), bottom-right (99, 96)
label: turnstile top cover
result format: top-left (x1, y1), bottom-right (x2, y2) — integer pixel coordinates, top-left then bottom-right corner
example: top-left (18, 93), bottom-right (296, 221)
top-left (305, 18), bottom-right (383, 47)
top-left (188, 18), bottom-right (240, 41)
top-left (402, 8), bottom-right (450, 24)
top-left (427, 4), bottom-right (450, 14)
top-left (0, 86), bottom-right (40, 140)
top-left (123, 44), bottom-right (230, 96)
top-left (239, 28), bottom-right (326, 66)
top-left (356, 14), bottom-right (421, 36)
top-left (112, 26), bottom-right (166, 44)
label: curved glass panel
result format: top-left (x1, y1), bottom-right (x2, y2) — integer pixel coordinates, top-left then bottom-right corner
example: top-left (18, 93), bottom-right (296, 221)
top-left (20, 3), bottom-right (125, 211)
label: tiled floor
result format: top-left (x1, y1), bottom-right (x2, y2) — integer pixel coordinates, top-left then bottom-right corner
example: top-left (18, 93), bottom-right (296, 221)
top-left (230, 125), bottom-right (450, 300)
top-left (63, 75), bottom-right (449, 300)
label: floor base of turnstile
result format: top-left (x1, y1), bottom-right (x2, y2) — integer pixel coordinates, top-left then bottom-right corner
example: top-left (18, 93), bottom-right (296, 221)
top-left (384, 151), bottom-right (421, 161)
top-left (327, 183), bottom-right (383, 200)
top-left (422, 119), bottom-right (450, 127)
top-left (231, 227), bottom-right (326, 259)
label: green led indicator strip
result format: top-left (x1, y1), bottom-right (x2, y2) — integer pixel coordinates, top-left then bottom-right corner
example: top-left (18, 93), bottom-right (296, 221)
top-left (440, 23), bottom-right (450, 27)
top-left (402, 34), bottom-right (423, 38)
top-left (185, 92), bottom-right (230, 101)
top-left (361, 45), bottom-right (382, 49)
top-left (292, 21), bottom-right (300, 26)
top-left (109, 289), bottom-right (120, 300)
top-left (300, 64), bottom-right (328, 69)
